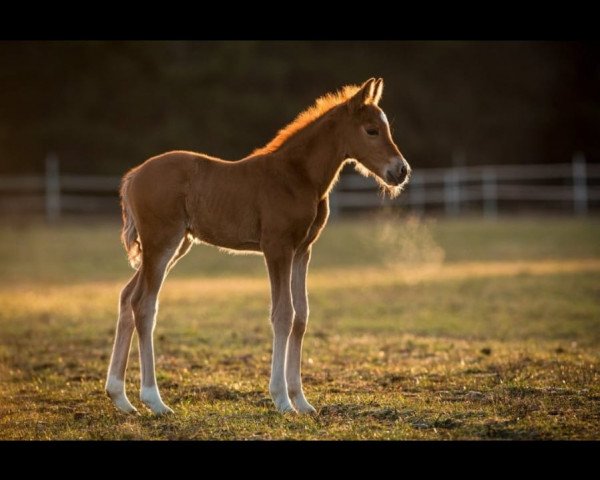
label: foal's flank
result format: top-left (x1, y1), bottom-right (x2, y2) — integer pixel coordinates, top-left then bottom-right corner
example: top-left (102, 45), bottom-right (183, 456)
top-left (105, 77), bottom-right (411, 415)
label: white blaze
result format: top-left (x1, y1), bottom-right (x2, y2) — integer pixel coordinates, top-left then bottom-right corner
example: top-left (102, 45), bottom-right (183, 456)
top-left (380, 111), bottom-right (389, 126)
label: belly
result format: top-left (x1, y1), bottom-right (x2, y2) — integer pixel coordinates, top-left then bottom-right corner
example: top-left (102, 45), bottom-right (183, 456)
top-left (188, 204), bottom-right (262, 253)
top-left (191, 231), bottom-right (262, 254)
top-left (187, 164), bottom-right (263, 252)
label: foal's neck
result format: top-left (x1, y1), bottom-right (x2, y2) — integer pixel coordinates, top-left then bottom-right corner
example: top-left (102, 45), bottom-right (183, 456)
top-left (273, 114), bottom-right (346, 199)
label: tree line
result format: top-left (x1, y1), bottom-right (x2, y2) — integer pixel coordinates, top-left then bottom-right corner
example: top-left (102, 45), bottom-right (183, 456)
top-left (0, 41), bottom-right (598, 175)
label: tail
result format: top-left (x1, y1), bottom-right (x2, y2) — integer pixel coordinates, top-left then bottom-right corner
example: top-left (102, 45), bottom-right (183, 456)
top-left (120, 172), bottom-right (142, 270)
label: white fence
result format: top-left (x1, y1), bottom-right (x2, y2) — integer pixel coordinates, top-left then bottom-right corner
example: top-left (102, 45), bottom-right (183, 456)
top-left (0, 154), bottom-right (598, 221)
top-left (0, 154), bottom-right (122, 220)
top-left (331, 154), bottom-right (600, 218)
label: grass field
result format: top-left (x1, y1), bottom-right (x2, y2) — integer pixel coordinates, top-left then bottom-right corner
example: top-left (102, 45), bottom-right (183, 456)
top-left (0, 215), bottom-right (599, 440)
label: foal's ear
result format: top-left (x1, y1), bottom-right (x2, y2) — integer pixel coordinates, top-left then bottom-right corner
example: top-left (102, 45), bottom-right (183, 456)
top-left (348, 78), bottom-right (376, 112)
top-left (372, 78), bottom-right (384, 105)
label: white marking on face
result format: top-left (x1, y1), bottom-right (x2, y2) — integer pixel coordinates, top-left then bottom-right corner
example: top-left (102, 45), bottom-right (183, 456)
top-left (380, 111), bottom-right (389, 126)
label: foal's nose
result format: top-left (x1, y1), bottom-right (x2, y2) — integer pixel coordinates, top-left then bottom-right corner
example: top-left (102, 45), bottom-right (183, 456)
top-left (385, 156), bottom-right (410, 186)
top-left (400, 162), bottom-right (408, 178)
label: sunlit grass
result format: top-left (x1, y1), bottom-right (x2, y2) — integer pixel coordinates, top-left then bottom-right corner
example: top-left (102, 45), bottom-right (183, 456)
top-left (0, 216), bottom-right (598, 439)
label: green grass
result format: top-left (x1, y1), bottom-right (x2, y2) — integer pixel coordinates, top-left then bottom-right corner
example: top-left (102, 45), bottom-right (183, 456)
top-left (0, 215), bottom-right (599, 439)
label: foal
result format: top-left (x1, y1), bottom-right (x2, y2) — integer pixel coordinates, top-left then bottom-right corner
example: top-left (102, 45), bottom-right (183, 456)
top-left (105, 77), bottom-right (411, 415)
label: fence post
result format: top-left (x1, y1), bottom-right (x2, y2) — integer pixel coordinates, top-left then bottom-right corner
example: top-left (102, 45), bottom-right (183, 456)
top-left (45, 152), bottom-right (60, 222)
top-left (444, 168), bottom-right (460, 216)
top-left (482, 167), bottom-right (498, 220)
top-left (409, 174), bottom-right (425, 216)
top-left (572, 152), bottom-right (588, 216)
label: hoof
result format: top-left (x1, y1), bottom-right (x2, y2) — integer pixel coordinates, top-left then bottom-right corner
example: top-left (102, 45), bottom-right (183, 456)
top-left (272, 394), bottom-right (296, 413)
top-left (143, 401), bottom-right (174, 416)
top-left (276, 401), bottom-right (296, 414)
top-left (293, 400), bottom-right (317, 414)
top-left (290, 393), bottom-right (316, 414)
top-left (106, 387), bottom-right (138, 414)
top-left (141, 386), bottom-right (174, 415)
top-left (107, 394), bottom-right (138, 414)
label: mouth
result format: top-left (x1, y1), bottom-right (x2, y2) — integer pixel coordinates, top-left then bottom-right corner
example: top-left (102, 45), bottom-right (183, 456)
top-left (385, 169), bottom-right (408, 186)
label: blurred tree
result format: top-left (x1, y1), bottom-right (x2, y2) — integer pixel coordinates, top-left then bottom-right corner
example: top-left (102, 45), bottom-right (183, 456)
top-left (0, 41), bottom-right (597, 174)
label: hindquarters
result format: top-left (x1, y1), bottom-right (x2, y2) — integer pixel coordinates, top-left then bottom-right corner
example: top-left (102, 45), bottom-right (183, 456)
top-left (109, 152), bottom-right (200, 415)
top-left (119, 151), bottom-right (199, 269)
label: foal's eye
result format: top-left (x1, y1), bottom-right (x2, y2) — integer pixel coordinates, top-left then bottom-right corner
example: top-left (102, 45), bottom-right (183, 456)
top-left (366, 128), bottom-right (379, 136)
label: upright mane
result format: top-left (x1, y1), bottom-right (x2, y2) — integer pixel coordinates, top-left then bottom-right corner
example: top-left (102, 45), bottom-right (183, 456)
top-left (251, 84), bottom-right (361, 157)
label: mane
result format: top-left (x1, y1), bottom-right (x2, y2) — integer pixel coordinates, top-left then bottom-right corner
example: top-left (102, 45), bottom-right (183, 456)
top-left (251, 84), bottom-right (361, 157)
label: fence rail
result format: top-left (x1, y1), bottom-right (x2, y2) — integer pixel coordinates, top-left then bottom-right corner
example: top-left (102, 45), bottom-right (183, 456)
top-left (0, 154), bottom-right (598, 221)
top-left (331, 155), bottom-right (600, 218)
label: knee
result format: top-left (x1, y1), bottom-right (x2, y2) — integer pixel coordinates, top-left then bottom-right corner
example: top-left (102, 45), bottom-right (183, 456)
top-left (130, 285), bottom-right (143, 312)
top-left (120, 280), bottom-right (135, 301)
top-left (293, 313), bottom-right (308, 335)
top-left (131, 297), bottom-right (156, 334)
top-left (130, 294), bottom-right (143, 318)
top-left (271, 305), bottom-right (294, 334)
top-left (134, 314), bottom-right (155, 336)
top-left (119, 287), bottom-right (134, 316)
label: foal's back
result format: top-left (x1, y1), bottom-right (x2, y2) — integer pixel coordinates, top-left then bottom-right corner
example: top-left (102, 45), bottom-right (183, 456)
top-left (125, 150), bottom-right (264, 252)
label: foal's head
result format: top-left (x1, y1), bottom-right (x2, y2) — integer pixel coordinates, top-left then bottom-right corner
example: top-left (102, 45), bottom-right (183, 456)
top-left (342, 78), bottom-right (411, 196)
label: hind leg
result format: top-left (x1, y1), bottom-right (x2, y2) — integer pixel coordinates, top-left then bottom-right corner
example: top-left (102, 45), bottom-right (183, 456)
top-left (106, 271), bottom-right (140, 413)
top-left (132, 228), bottom-right (185, 415)
top-left (167, 233), bottom-right (193, 274)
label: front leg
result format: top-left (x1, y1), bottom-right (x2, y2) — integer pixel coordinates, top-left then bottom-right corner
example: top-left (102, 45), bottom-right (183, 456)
top-left (286, 248), bottom-right (316, 413)
top-left (263, 243), bottom-right (296, 413)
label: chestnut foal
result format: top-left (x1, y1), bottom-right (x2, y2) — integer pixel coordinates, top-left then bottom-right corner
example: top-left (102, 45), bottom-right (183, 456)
top-left (105, 78), bottom-right (411, 415)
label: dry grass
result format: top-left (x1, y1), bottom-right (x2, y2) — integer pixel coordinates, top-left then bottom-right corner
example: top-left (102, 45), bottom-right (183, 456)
top-left (0, 216), bottom-right (598, 439)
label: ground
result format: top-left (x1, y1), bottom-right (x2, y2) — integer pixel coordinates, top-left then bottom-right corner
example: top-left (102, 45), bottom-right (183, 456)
top-left (0, 215), bottom-right (599, 440)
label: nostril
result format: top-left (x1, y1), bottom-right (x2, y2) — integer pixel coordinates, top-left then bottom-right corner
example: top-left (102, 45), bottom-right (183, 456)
top-left (400, 163), bottom-right (407, 175)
